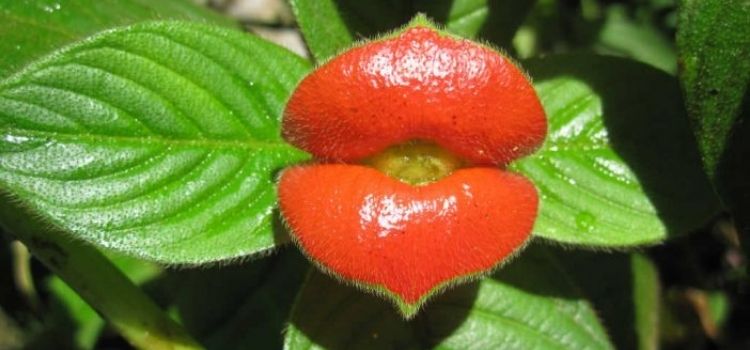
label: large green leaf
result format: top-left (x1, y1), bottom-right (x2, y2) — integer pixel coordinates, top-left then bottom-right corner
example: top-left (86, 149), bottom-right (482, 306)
top-left (284, 244), bottom-right (614, 349)
top-left (0, 0), bottom-right (234, 79)
top-left (288, 1), bottom-right (533, 62)
top-left (511, 54), bottom-right (720, 246)
top-left (0, 21), bottom-right (311, 264)
top-left (677, 0), bottom-right (750, 235)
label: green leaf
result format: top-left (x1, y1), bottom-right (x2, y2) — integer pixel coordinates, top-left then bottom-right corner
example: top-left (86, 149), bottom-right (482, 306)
top-left (512, 54), bottom-right (720, 246)
top-left (285, 244), bottom-right (614, 349)
top-left (0, 21), bottom-right (311, 264)
top-left (155, 248), bottom-right (309, 350)
top-left (676, 0), bottom-right (750, 235)
top-left (706, 290), bottom-right (730, 331)
top-left (289, 1), bottom-right (533, 62)
top-left (594, 5), bottom-right (677, 74)
top-left (0, 0), bottom-right (234, 79)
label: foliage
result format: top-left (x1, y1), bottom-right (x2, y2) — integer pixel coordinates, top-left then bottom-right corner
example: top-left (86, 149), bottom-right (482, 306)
top-left (0, 0), bottom-right (747, 349)
top-left (676, 0), bottom-right (750, 243)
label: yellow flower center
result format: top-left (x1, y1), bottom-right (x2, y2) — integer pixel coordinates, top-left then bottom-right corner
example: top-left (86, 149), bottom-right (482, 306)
top-left (363, 140), bottom-right (465, 185)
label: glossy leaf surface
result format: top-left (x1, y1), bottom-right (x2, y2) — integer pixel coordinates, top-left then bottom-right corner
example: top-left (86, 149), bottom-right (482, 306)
top-left (0, 21), bottom-right (310, 263)
top-left (513, 54), bottom-right (720, 246)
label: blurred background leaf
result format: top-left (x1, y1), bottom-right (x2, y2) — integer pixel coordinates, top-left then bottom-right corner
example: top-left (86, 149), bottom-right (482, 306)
top-left (0, 0), bottom-right (234, 79)
top-left (1, 228), bottom-right (309, 349)
top-left (587, 4), bottom-right (677, 73)
top-left (288, 0), bottom-right (680, 71)
top-left (288, 0), bottom-right (535, 62)
top-left (676, 0), bottom-right (750, 249)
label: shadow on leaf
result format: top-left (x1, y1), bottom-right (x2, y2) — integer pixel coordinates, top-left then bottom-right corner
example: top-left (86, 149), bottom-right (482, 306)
top-left (526, 54), bottom-right (720, 239)
top-left (286, 269), bottom-right (477, 350)
top-left (143, 247), bottom-right (309, 350)
top-left (286, 241), bottom-right (653, 349)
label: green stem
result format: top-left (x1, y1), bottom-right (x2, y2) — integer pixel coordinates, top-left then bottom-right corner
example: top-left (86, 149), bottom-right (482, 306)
top-left (0, 197), bottom-right (203, 350)
top-left (11, 240), bottom-right (41, 313)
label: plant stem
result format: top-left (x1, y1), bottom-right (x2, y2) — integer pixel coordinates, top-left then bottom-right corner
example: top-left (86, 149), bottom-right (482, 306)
top-left (0, 197), bottom-right (203, 350)
top-left (11, 240), bottom-right (41, 313)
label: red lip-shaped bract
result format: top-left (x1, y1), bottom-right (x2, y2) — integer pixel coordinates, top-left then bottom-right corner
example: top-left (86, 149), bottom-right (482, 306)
top-left (279, 24), bottom-right (546, 316)
top-left (283, 27), bottom-right (546, 165)
top-left (279, 166), bottom-right (537, 304)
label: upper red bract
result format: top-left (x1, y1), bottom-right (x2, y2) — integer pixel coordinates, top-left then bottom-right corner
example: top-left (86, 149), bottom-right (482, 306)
top-left (283, 27), bottom-right (546, 166)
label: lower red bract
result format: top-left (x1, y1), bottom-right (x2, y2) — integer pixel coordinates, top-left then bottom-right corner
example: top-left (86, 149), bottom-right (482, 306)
top-left (279, 165), bottom-right (538, 304)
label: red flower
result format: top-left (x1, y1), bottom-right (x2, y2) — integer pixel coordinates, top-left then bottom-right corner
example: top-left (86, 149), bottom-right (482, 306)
top-left (279, 23), bottom-right (546, 317)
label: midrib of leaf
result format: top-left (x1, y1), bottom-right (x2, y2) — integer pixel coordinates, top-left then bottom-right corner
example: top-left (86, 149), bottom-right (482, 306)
top-left (4, 38), bottom-right (271, 139)
top-left (0, 24), bottom-right (304, 173)
top-left (0, 128), bottom-right (301, 152)
top-left (0, 21), bottom-right (311, 264)
top-left (0, 24), bottom-right (306, 144)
